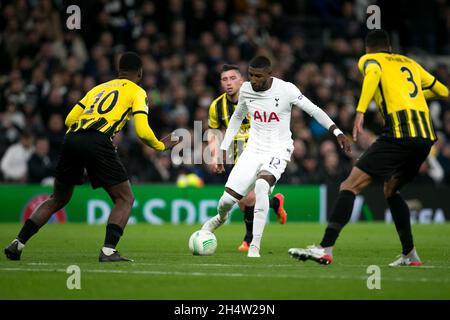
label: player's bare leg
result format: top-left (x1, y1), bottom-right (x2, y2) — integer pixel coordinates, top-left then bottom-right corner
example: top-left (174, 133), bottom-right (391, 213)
top-left (289, 167), bottom-right (372, 264)
top-left (105, 180), bottom-right (135, 229)
top-left (248, 171), bottom-right (276, 258)
top-left (384, 177), bottom-right (422, 266)
top-left (99, 180), bottom-right (135, 262)
top-left (202, 187), bottom-right (242, 233)
top-left (4, 179), bottom-right (74, 261)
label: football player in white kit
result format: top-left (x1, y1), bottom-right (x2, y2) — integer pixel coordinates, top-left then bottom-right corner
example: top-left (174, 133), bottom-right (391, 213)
top-left (202, 56), bottom-right (351, 258)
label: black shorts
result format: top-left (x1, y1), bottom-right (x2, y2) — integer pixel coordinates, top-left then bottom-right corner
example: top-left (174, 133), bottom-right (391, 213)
top-left (55, 130), bottom-right (129, 189)
top-left (355, 137), bottom-right (433, 182)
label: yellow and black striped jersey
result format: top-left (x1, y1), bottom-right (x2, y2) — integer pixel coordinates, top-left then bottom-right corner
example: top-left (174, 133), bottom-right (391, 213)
top-left (357, 52), bottom-right (437, 141)
top-left (67, 78), bottom-right (148, 139)
top-left (208, 93), bottom-right (250, 162)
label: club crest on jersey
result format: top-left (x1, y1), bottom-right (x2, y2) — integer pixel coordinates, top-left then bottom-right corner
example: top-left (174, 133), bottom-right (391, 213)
top-left (275, 97), bottom-right (280, 107)
top-left (254, 110), bottom-right (280, 122)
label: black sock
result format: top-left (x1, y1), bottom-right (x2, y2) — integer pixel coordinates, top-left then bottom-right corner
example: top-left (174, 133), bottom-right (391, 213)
top-left (243, 206), bottom-right (254, 243)
top-left (17, 219), bottom-right (40, 244)
top-left (269, 197), bottom-right (279, 211)
top-left (104, 224), bottom-right (124, 249)
top-left (320, 190), bottom-right (355, 248)
top-left (387, 193), bottom-right (414, 255)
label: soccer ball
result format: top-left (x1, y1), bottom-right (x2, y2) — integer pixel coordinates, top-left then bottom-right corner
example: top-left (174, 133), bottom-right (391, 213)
top-left (189, 230), bottom-right (217, 256)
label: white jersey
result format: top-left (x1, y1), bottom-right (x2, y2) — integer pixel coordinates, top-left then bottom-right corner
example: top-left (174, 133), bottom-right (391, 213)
top-left (220, 77), bottom-right (335, 160)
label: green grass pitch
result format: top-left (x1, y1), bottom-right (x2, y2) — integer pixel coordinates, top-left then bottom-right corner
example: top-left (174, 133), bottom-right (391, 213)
top-left (1, 223), bottom-right (449, 299)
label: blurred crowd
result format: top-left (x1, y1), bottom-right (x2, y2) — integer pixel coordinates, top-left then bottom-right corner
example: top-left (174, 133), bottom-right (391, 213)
top-left (1, 0), bottom-right (450, 187)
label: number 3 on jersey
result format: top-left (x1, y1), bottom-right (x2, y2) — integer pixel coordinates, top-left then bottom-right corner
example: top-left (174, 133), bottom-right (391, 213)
top-left (84, 90), bottom-right (119, 115)
top-left (400, 66), bottom-right (418, 98)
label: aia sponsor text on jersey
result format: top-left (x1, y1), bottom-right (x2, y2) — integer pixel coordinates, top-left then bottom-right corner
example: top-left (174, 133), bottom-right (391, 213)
top-left (253, 110), bottom-right (280, 122)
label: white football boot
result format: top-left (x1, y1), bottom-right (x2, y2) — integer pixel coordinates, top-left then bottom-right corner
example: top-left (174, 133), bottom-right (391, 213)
top-left (201, 214), bottom-right (226, 233)
top-left (288, 245), bottom-right (333, 265)
top-left (247, 244), bottom-right (261, 258)
top-left (389, 248), bottom-right (423, 267)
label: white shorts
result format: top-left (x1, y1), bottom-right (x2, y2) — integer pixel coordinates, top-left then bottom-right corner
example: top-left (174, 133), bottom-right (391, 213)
top-left (225, 149), bottom-right (291, 197)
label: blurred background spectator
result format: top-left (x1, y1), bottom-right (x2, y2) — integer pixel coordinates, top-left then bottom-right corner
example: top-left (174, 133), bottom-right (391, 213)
top-left (1, 131), bottom-right (34, 182)
top-left (27, 136), bottom-right (54, 185)
top-left (0, 0), bottom-right (449, 186)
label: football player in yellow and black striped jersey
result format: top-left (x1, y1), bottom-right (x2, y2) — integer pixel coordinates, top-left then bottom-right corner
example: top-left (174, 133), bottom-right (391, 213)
top-left (208, 85), bottom-right (251, 163)
top-left (4, 52), bottom-right (179, 263)
top-left (207, 64), bottom-right (287, 252)
top-left (65, 70), bottom-right (165, 149)
top-left (355, 46), bottom-right (447, 141)
top-left (290, 30), bottom-right (448, 266)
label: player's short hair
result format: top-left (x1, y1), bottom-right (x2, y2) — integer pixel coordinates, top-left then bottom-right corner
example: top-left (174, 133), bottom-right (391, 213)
top-left (118, 52), bottom-right (142, 72)
top-left (221, 64), bottom-right (241, 74)
top-left (365, 30), bottom-right (390, 49)
top-left (249, 56), bottom-right (272, 69)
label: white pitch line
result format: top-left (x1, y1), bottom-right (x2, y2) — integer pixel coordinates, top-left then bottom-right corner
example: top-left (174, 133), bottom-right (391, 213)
top-left (3, 262), bottom-right (298, 268)
top-left (1, 267), bottom-right (450, 283)
top-left (133, 263), bottom-right (296, 268)
top-left (2, 261), bottom-right (450, 269)
top-left (339, 264), bottom-right (450, 269)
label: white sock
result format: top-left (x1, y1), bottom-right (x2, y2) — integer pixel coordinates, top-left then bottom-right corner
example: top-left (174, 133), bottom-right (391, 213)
top-left (201, 214), bottom-right (223, 232)
top-left (102, 247), bottom-right (116, 256)
top-left (217, 191), bottom-right (238, 220)
top-left (202, 191), bottom-right (238, 232)
top-left (251, 179), bottom-right (270, 249)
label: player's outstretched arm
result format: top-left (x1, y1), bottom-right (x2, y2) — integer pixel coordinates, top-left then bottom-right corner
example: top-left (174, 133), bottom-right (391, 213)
top-left (419, 64), bottom-right (449, 101)
top-left (215, 150), bottom-right (226, 174)
top-left (207, 130), bottom-right (225, 173)
top-left (134, 113), bottom-right (179, 151)
top-left (293, 90), bottom-right (351, 155)
top-left (207, 131), bottom-right (219, 162)
top-left (329, 124), bottom-right (351, 154)
top-left (423, 80), bottom-right (449, 101)
top-left (214, 101), bottom-right (247, 174)
top-left (219, 100), bottom-right (247, 154)
top-left (160, 132), bottom-right (180, 150)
